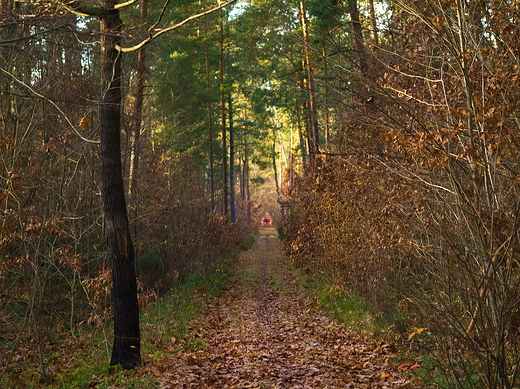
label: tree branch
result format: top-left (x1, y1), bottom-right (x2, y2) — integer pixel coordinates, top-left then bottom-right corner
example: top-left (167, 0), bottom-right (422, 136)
top-left (0, 24), bottom-right (66, 46)
top-left (114, 0), bottom-right (137, 9)
top-left (59, 0), bottom-right (136, 16)
top-left (60, 0), bottom-right (107, 17)
top-left (0, 22), bottom-right (126, 46)
top-left (0, 68), bottom-right (100, 144)
top-left (116, 0), bottom-right (237, 53)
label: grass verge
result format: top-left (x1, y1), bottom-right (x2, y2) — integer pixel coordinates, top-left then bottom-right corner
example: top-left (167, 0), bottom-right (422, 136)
top-left (26, 233), bottom-right (257, 389)
top-left (291, 266), bottom-right (386, 334)
top-left (290, 264), bottom-right (434, 387)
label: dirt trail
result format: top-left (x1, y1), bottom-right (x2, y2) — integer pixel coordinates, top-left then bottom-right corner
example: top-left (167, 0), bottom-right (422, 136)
top-left (159, 228), bottom-right (416, 388)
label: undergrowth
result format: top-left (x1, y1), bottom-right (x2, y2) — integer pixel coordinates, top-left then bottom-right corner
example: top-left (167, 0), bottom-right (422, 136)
top-left (290, 266), bottom-right (439, 386)
top-left (4, 233), bottom-right (256, 389)
top-left (289, 263), bottom-right (393, 336)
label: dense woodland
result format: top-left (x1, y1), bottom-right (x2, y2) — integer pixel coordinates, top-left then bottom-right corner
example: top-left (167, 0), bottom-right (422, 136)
top-left (1, 0), bottom-right (520, 387)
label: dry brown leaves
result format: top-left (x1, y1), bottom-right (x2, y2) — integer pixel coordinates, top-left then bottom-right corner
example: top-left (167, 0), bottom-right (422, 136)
top-left (148, 228), bottom-right (417, 388)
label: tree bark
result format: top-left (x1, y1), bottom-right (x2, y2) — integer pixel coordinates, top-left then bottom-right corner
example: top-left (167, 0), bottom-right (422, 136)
top-left (349, 0), bottom-right (367, 75)
top-left (229, 92), bottom-right (236, 223)
top-left (219, 11), bottom-right (228, 216)
top-left (99, 0), bottom-right (141, 369)
top-left (299, 0), bottom-right (319, 162)
top-left (272, 141), bottom-right (285, 222)
top-left (129, 0), bottom-right (148, 235)
top-left (368, 0), bottom-right (379, 45)
top-left (244, 148), bottom-right (250, 224)
top-left (322, 45), bottom-right (330, 150)
top-left (295, 78), bottom-right (307, 171)
top-left (205, 26), bottom-right (215, 213)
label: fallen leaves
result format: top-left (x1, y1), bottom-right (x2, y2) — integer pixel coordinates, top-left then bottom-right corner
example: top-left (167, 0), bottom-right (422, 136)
top-left (150, 229), bottom-right (418, 388)
top-left (407, 327), bottom-right (426, 341)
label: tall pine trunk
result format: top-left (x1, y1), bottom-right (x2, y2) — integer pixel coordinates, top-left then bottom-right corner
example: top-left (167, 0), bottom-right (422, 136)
top-left (99, 0), bottom-right (141, 369)
top-left (322, 45), bottom-right (330, 150)
top-left (299, 0), bottom-right (319, 162)
top-left (244, 148), bottom-right (250, 224)
top-left (219, 11), bottom-right (228, 216)
top-left (349, 0), bottom-right (367, 76)
top-left (229, 92), bottom-right (236, 223)
top-left (295, 78), bottom-right (307, 170)
top-left (272, 142), bottom-right (285, 222)
top-left (368, 0), bottom-right (379, 45)
top-left (204, 8), bottom-right (215, 213)
top-left (129, 0), bottom-right (148, 234)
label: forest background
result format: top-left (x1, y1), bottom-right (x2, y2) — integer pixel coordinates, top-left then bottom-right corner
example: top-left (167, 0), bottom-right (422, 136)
top-left (1, 0), bottom-right (520, 388)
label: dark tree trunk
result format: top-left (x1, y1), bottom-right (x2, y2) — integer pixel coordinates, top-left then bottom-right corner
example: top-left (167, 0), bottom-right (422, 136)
top-left (205, 40), bottom-right (215, 213)
top-left (219, 13), bottom-right (228, 216)
top-left (99, 0), bottom-right (141, 369)
top-left (128, 0), bottom-right (149, 229)
top-left (244, 149), bottom-right (250, 224)
top-left (229, 92), bottom-right (236, 223)
top-left (204, 9), bottom-right (215, 213)
top-left (322, 45), bottom-right (330, 150)
top-left (299, 0), bottom-right (319, 162)
top-left (349, 0), bottom-right (367, 75)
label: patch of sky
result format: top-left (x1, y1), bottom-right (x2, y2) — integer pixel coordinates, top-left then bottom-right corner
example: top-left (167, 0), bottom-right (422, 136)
top-left (228, 0), bottom-right (246, 20)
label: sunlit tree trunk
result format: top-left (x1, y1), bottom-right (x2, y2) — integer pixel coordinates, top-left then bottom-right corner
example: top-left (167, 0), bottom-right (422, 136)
top-left (368, 0), bottom-right (379, 45)
top-left (244, 148), bottom-right (250, 224)
top-left (272, 141), bottom-right (285, 221)
top-left (299, 0), bottom-right (319, 162)
top-left (295, 79), bottom-right (307, 171)
top-left (349, 0), bottom-right (367, 75)
top-left (322, 45), bottom-right (330, 150)
top-left (129, 0), bottom-right (148, 237)
top-left (229, 92), bottom-right (236, 223)
top-left (99, 0), bottom-right (141, 369)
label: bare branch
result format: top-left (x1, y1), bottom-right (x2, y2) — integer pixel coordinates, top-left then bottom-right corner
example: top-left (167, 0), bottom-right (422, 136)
top-left (114, 0), bottom-right (137, 9)
top-left (0, 24), bottom-right (68, 46)
top-left (0, 68), bottom-right (100, 144)
top-left (116, 0), bottom-right (237, 53)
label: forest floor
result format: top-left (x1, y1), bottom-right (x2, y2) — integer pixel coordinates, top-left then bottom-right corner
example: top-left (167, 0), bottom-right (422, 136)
top-left (146, 228), bottom-right (418, 388)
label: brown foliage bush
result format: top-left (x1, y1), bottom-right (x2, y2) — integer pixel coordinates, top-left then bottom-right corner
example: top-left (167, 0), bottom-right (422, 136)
top-left (284, 0), bottom-right (520, 386)
top-left (284, 155), bottom-right (420, 317)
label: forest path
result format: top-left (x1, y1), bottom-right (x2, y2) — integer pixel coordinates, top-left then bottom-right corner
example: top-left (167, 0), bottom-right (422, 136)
top-left (158, 228), bottom-right (416, 388)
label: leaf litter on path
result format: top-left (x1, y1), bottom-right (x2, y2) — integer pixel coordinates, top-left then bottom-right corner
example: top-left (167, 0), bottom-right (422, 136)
top-left (156, 228), bottom-right (417, 388)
